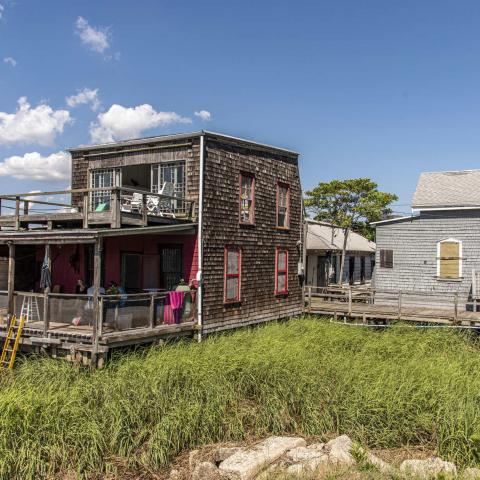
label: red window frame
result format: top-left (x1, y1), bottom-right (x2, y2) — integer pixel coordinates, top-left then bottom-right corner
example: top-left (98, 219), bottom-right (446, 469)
top-left (275, 248), bottom-right (289, 295)
top-left (239, 173), bottom-right (255, 224)
top-left (276, 182), bottom-right (290, 229)
top-left (224, 246), bottom-right (242, 303)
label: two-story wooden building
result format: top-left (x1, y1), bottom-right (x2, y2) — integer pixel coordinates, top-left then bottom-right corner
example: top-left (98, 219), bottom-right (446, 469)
top-left (0, 131), bottom-right (303, 365)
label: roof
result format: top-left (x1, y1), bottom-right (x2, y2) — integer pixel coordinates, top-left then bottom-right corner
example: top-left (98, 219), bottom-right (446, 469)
top-left (0, 224), bottom-right (197, 245)
top-left (412, 169), bottom-right (480, 209)
top-left (305, 219), bottom-right (376, 253)
top-left (370, 215), bottom-right (418, 226)
top-left (68, 130), bottom-right (299, 157)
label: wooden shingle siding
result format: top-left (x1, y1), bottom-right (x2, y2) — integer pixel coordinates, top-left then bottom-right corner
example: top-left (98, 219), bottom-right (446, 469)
top-left (374, 210), bottom-right (480, 303)
top-left (201, 138), bottom-right (303, 333)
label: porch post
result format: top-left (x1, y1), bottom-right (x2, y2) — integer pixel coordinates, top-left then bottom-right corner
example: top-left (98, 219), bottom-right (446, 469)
top-left (92, 237), bottom-right (103, 366)
top-left (7, 243), bottom-right (15, 317)
top-left (111, 187), bottom-right (121, 229)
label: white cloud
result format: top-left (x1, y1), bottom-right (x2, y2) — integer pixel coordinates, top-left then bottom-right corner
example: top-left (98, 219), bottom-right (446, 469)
top-left (90, 103), bottom-right (191, 143)
top-left (66, 87), bottom-right (100, 111)
top-left (0, 151), bottom-right (71, 181)
top-left (75, 16), bottom-right (110, 53)
top-left (0, 97), bottom-right (71, 146)
top-left (3, 57), bottom-right (17, 67)
top-left (194, 110), bottom-right (211, 121)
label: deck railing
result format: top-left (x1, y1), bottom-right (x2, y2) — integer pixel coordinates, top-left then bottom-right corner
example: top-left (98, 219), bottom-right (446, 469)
top-left (305, 285), bottom-right (477, 324)
top-left (0, 186), bottom-right (196, 230)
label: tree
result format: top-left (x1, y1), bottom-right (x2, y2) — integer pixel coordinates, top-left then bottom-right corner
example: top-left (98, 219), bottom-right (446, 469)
top-left (304, 178), bottom-right (398, 284)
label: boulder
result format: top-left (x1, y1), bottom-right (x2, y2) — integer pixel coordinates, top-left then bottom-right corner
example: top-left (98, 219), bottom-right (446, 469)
top-left (464, 467), bottom-right (480, 479)
top-left (219, 436), bottom-right (306, 480)
top-left (213, 446), bottom-right (242, 464)
top-left (400, 457), bottom-right (457, 478)
top-left (324, 435), bottom-right (355, 466)
top-left (192, 461), bottom-right (225, 480)
top-left (168, 468), bottom-right (181, 480)
top-left (366, 453), bottom-right (395, 475)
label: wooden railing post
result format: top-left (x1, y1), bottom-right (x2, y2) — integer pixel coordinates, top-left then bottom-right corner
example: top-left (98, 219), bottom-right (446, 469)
top-left (43, 292), bottom-right (50, 337)
top-left (83, 192), bottom-right (89, 228)
top-left (111, 188), bottom-right (121, 229)
top-left (142, 193), bottom-right (148, 226)
top-left (398, 290), bottom-right (402, 320)
top-left (454, 293), bottom-right (459, 323)
top-left (149, 294), bottom-right (155, 329)
top-left (7, 243), bottom-right (15, 317)
top-left (348, 286), bottom-right (352, 316)
top-left (14, 196), bottom-right (20, 230)
top-left (92, 238), bottom-right (102, 367)
top-left (308, 286), bottom-right (312, 313)
top-left (23, 200), bottom-right (29, 215)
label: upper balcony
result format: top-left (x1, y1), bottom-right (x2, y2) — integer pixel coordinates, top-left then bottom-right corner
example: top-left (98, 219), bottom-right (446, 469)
top-left (0, 184), bottom-right (196, 231)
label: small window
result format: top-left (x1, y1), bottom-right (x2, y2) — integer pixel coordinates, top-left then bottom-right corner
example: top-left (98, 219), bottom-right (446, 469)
top-left (277, 183), bottom-right (290, 229)
top-left (275, 248), bottom-right (289, 294)
top-left (224, 246), bottom-right (241, 303)
top-left (437, 239), bottom-right (462, 279)
top-left (380, 249), bottom-right (393, 268)
top-left (239, 173), bottom-right (255, 224)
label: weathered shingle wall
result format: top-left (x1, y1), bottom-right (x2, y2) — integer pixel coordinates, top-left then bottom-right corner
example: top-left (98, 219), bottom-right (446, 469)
top-left (374, 210), bottom-right (480, 301)
top-left (201, 138), bottom-right (303, 333)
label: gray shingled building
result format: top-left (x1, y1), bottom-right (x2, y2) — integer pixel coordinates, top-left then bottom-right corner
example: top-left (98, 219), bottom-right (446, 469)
top-left (373, 169), bottom-right (480, 304)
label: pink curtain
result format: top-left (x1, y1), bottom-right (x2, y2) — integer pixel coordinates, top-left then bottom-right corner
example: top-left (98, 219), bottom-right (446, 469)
top-left (163, 291), bottom-right (185, 324)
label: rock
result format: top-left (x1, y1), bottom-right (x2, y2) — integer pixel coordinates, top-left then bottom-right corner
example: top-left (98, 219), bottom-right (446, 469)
top-left (464, 468), bottom-right (480, 479)
top-left (400, 457), bottom-right (457, 478)
top-left (219, 436), bottom-right (306, 480)
top-left (366, 453), bottom-right (395, 474)
top-left (285, 445), bottom-right (329, 472)
top-left (168, 468), bottom-right (181, 480)
top-left (189, 449), bottom-right (200, 470)
top-left (286, 462), bottom-right (307, 475)
top-left (214, 446), bottom-right (242, 464)
top-left (324, 435), bottom-right (355, 466)
top-left (192, 461), bottom-right (225, 480)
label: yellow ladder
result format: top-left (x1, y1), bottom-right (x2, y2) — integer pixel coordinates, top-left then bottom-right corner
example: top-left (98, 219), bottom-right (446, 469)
top-left (1, 315), bottom-right (25, 370)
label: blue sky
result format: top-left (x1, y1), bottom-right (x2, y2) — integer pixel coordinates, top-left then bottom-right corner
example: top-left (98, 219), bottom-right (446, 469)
top-left (1, 0), bottom-right (480, 212)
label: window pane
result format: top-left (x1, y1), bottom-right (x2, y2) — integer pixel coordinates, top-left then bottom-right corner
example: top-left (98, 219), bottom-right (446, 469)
top-left (277, 272), bottom-right (286, 292)
top-left (277, 251), bottom-right (287, 270)
top-left (440, 242), bottom-right (459, 258)
top-left (226, 277), bottom-right (239, 300)
top-left (440, 259), bottom-right (459, 278)
top-left (278, 209), bottom-right (286, 228)
top-left (227, 250), bottom-right (239, 274)
top-left (240, 175), bottom-right (254, 223)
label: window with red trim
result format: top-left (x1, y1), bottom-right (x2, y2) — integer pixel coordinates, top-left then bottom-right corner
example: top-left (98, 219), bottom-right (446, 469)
top-left (275, 248), bottom-right (289, 294)
top-left (224, 246), bottom-right (241, 303)
top-left (277, 183), bottom-right (290, 229)
top-left (239, 173), bottom-right (255, 224)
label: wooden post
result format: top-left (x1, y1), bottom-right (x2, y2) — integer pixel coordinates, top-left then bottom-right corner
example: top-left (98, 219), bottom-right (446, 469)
top-left (83, 192), bottom-right (89, 229)
top-left (454, 293), bottom-right (458, 324)
top-left (92, 238), bottom-right (103, 367)
top-left (98, 297), bottom-right (104, 338)
top-left (23, 200), bottom-right (29, 215)
top-left (7, 243), bottom-right (15, 317)
top-left (348, 286), bottom-right (352, 316)
top-left (14, 196), bottom-right (20, 230)
top-left (142, 193), bottom-right (148, 226)
top-left (111, 188), bottom-right (121, 229)
top-left (308, 286), bottom-right (312, 313)
top-left (43, 292), bottom-right (50, 337)
top-left (398, 290), bottom-right (402, 320)
top-left (149, 293), bottom-right (155, 329)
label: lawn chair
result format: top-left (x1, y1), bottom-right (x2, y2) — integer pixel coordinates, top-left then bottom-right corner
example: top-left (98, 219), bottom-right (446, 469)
top-left (147, 182), bottom-right (176, 218)
top-left (121, 192), bottom-right (144, 214)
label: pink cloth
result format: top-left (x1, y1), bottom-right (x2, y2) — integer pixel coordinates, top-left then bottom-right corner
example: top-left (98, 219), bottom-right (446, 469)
top-left (164, 291), bottom-right (185, 324)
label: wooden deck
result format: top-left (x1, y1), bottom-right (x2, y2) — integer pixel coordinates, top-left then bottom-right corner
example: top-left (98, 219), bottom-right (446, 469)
top-left (306, 286), bottom-right (480, 326)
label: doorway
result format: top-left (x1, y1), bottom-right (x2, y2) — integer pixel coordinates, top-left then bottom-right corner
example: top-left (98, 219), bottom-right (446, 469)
top-left (121, 252), bottom-right (142, 292)
top-left (159, 246), bottom-right (183, 290)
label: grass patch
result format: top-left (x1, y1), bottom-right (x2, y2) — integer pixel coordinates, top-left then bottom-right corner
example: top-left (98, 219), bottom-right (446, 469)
top-left (2, 318), bottom-right (480, 478)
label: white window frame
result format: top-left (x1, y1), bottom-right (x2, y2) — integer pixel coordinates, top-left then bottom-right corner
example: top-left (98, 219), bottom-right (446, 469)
top-left (379, 249), bottom-right (394, 269)
top-left (89, 168), bottom-right (121, 211)
top-left (151, 160), bottom-right (187, 213)
top-left (436, 238), bottom-right (463, 278)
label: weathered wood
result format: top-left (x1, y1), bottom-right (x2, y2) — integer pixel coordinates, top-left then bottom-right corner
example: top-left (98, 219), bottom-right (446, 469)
top-left (7, 243), bottom-right (15, 316)
top-left (398, 290), bottom-right (402, 319)
top-left (83, 192), bottom-right (89, 228)
top-left (348, 287), bottom-right (352, 315)
top-left (92, 238), bottom-right (103, 364)
top-left (149, 294), bottom-right (155, 329)
top-left (43, 293), bottom-right (50, 337)
top-left (142, 193), bottom-right (148, 226)
top-left (14, 197), bottom-right (20, 231)
top-left (111, 188), bottom-right (121, 229)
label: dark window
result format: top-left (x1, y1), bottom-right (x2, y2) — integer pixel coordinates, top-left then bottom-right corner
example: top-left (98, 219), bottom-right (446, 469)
top-left (349, 256), bottom-right (355, 284)
top-left (121, 253), bottom-right (142, 292)
top-left (380, 249), bottom-right (394, 268)
top-left (239, 173), bottom-right (255, 224)
top-left (360, 256), bottom-right (366, 283)
top-left (276, 183), bottom-right (290, 229)
top-left (159, 246), bottom-right (183, 290)
top-left (275, 248), bottom-right (289, 294)
top-left (224, 246), bottom-right (241, 303)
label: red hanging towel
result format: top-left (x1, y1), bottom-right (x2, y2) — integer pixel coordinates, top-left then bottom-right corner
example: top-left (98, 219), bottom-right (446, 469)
top-left (163, 293), bottom-right (174, 325)
top-left (169, 291), bottom-right (185, 324)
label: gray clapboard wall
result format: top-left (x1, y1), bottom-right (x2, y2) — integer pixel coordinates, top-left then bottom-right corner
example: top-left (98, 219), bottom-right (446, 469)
top-left (374, 210), bottom-right (480, 302)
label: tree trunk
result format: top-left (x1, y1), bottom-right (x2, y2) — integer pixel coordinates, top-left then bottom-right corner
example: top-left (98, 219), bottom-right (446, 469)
top-left (338, 227), bottom-right (350, 284)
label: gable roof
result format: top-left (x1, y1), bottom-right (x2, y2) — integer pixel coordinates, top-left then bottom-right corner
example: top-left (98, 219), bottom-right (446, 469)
top-left (412, 169), bottom-right (480, 209)
top-left (306, 219), bottom-right (376, 253)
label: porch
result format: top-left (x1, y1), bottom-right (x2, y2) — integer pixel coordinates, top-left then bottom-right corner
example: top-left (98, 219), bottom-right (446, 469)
top-left (0, 224), bottom-right (199, 366)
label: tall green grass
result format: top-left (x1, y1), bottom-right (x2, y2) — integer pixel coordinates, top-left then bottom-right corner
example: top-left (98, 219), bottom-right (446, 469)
top-left (1, 319), bottom-right (480, 479)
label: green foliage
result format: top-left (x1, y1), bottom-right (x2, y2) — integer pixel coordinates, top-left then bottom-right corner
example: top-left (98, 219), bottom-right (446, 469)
top-left (2, 319), bottom-right (480, 478)
top-left (304, 178), bottom-right (398, 240)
